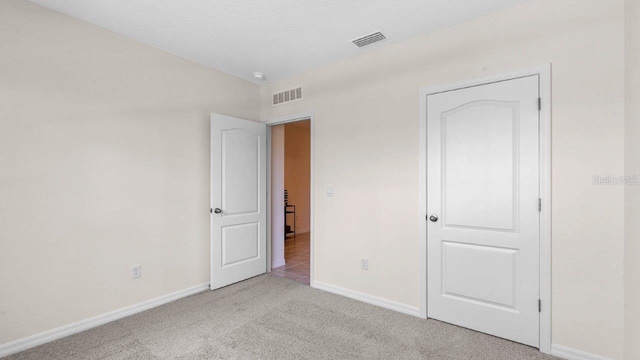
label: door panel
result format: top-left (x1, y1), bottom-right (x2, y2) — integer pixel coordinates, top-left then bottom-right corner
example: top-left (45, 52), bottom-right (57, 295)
top-left (211, 114), bottom-right (266, 290)
top-left (222, 222), bottom-right (260, 267)
top-left (442, 101), bottom-right (517, 231)
top-left (427, 76), bottom-right (540, 347)
top-left (221, 129), bottom-right (260, 215)
top-left (442, 242), bottom-right (517, 309)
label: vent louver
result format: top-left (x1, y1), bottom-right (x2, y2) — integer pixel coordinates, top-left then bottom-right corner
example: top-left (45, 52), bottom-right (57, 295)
top-left (352, 31), bottom-right (386, 48)
top-left (272, 87), bottom-right (303, 106)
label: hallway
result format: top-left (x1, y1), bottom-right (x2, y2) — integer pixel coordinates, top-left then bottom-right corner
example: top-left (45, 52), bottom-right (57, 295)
top-left (271, 232), bottom-right (310, 285)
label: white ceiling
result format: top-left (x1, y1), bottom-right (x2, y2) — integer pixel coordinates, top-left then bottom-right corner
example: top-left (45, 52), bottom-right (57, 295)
top-left (30, 0), bottom-right (529, 84)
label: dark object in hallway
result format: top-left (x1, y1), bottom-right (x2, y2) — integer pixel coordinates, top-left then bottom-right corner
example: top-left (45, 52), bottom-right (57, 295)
top-left (284, 189), bottom-right (296, 239)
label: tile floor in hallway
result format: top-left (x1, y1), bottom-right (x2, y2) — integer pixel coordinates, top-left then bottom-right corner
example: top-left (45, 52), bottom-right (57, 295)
top-left (271, 231), bottom-right (310, 285)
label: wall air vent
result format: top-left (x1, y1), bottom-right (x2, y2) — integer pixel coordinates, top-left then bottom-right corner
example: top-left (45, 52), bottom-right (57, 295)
top-left (352, 31), bottom-right (386, 48)
top-left (272, 87), bottom-right (303, 106)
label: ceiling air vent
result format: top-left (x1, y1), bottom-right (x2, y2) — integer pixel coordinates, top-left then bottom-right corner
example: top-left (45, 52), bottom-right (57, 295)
top-left (352, 31), bottom-right (386, 48)
top-left (273, 87), bottom-right (303, 106)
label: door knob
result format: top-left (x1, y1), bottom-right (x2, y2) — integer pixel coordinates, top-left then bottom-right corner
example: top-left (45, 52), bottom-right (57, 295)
top-left (429, 214), bottom-right (438, 222)
top-left (214, 208), bottom-right (222, 214)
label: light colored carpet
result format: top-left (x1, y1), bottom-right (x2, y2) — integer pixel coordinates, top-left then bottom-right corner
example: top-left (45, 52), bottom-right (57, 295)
top-left (8, 275), bottom-right (558, 360)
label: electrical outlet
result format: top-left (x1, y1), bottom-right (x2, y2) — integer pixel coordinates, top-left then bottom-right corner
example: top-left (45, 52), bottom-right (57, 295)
top-left (132, 265), bottom-right (141, 279)
top-left (360, 258), bottom-right (368, 270)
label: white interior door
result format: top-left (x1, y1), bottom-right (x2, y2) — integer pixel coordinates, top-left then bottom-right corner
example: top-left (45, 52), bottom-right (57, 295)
top-left (211, 113), bottom-right (267, 290)
top-left (427, 76), bottom-right (540, 347)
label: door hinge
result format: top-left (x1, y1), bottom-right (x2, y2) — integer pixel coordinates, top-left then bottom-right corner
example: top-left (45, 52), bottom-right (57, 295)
top-left (538, 299), bottom-right (542, 312)
top-left (538, 98), bottom-right (542, 111)
top-left (210, 208), bottom-right (213, 214)
top-left (538, 198), bottom-right (542, 212)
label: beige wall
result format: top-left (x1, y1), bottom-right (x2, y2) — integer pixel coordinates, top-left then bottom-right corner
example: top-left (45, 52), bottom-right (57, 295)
top-left (284, 121), bottom-right (311, 234)
top-left (260, 0), bottom-right (625, 358)
top-left (625, 0), bottom-right (640, 358)
top-left (0, 0), bottom-right (259, 344)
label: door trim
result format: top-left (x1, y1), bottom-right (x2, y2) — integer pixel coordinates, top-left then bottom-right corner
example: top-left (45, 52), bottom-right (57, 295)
top-left (264, 112), bottom-right (316, 285)
top-left (418, 65), bottom-right (552, 354)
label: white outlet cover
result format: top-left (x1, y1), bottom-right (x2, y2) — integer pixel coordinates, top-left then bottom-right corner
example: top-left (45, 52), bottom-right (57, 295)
top-left (132, 265), bottom-right (142, 279)
top-left (360, 258), bottom-right (368, 270)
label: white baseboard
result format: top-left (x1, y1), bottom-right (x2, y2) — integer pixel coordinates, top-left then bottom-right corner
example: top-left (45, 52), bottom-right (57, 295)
top-left (0, 283), bottom-right (210, 358)
top-left (551, 344), bottom-right (614, 360)
top-left (312, 281), bottom-right (421, 317)
top-left (272, 259), bottom-right (286, 268)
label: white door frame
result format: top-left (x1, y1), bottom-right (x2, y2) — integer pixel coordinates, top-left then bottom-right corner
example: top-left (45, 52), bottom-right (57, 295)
top-left (418, 65), bottom-right (552, 354)
top-left (264, 112), bottom-right (316, 285)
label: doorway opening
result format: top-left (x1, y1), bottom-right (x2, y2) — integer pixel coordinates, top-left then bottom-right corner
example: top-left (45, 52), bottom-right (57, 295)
top-left (269, 119), bottom-right (311, 285)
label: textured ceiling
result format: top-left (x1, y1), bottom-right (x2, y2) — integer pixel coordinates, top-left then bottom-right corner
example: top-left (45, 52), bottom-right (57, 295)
top-left (30, 0), bottom-right (529, 84)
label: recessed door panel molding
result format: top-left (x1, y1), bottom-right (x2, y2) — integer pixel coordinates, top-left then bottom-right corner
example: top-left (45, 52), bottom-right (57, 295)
top-left (221, 129), bottom-right (260, 216)
top-left (427, 75), bottom-right (541, 347)
top-left (221, 222), bottom-right (260, 267)
top-left (211, 114), bottom-right (267, 290)
top-left (441, 100), bottom-right (520, 233)
top-left (441, 241), bottom-right (518, 310)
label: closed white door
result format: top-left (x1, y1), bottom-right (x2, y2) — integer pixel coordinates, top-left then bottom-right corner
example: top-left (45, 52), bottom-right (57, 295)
top-left (427, 76), bottom-right (540, 347)
top-left (210, 113), bottom-right (267, 290)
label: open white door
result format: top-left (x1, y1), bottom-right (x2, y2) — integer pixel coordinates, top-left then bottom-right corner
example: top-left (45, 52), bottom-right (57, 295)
top-left (210, 113), bottom-right (267, 290)
top-left (427, 76), bottom-right (540, 347)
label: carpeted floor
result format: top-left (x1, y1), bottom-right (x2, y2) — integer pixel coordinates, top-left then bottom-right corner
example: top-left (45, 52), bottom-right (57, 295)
top-left (8, 275), bottom-right (558, 360)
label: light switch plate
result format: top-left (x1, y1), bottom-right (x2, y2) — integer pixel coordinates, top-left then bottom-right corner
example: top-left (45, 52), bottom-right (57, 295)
top-left (326, 185), bottom-right (333, 197)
